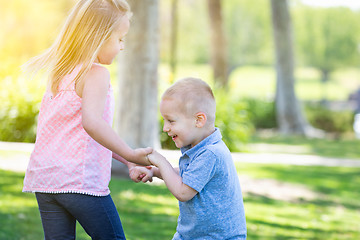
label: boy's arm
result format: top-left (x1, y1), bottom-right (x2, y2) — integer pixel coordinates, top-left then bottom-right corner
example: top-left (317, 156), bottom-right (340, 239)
top-left (151, 166), bottom-right (179, 180)
top-left (148, 151), bottom-right (197, 202)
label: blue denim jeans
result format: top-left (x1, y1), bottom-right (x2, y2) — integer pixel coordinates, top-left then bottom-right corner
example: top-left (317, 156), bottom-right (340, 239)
top-left (35, 193), bottom-right (126, 240)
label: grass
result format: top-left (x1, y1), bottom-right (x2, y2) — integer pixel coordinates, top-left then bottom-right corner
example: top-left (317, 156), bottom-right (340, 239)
top-left (1, 162), bottom-right (359, 240)
top-left (28, 64), bottom-right (360, 103)
top-left (155, 64), bottom-right (360, 101)
top-left (237, 163), bottom-right (360, 239)
top-left (0, 170), bottom-right (178, 240)
top-left (247, 134), bottom-right (360, 159)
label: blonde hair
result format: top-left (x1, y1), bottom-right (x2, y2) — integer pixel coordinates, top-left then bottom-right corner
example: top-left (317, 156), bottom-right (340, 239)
top-left (24, 0), bottom-right (132, 95)
top-left (162, 78), bottom-right (216, 125)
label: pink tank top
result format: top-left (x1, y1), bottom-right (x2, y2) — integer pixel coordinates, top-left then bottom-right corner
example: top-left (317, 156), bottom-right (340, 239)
top-left (23, 65), bottom-right (115, 196)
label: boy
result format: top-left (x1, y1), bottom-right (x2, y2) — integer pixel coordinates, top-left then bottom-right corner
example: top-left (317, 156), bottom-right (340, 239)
top-left (132, 77), bottom-right (247, 239)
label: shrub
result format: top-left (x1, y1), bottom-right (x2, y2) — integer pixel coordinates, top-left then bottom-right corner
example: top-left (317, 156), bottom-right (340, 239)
top-left (304, 103), bottom-right (354, 134)
top-left (243, 98), bottom-right (354, 136)
top-left (159, 117), bottom-right (177, 150)
top-left (0, 76), bottom-right (43, 143)
top-left (214, 89), bottom-right (254, 152)
top-left (245, 97), bottom-right (277, 129)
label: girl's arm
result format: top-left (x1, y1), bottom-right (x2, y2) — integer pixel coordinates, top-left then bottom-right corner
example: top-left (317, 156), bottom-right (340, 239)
top-left (80, 65), bottom-right (152, 166)
top-left (112, 151), bottom-right (137, 168)
top-left (148, 151), bottom-right (197, 202)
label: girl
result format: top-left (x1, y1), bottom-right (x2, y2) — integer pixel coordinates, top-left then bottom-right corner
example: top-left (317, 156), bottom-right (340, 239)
top-left (22, 0), bottom-right (152, 239)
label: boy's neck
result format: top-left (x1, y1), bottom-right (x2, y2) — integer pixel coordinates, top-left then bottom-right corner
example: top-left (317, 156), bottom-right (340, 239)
top-left (191, 126), bottom-right (216, 148)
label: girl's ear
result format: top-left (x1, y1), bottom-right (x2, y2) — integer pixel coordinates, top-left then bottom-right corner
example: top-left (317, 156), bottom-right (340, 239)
top-left (195, 112), bottom-right (207, 128)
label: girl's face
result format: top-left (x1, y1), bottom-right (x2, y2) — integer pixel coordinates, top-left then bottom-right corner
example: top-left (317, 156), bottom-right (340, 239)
top-left (96, 16), bottom-right (130, 65)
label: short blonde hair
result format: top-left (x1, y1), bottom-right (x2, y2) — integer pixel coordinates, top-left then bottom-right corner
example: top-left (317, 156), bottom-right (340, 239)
top-left (24, 0), bottom-right (132, 95)
top-left (162, 78), bottom-right (216, 125)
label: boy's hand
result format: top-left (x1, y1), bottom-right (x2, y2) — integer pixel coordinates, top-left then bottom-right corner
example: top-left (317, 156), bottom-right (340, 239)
top-left (147, 150), bottom-right (167, 167)
top-left (129, 166), bottom-right (153, 183)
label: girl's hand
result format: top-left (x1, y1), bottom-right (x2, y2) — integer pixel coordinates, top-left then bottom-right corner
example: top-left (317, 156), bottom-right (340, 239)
top-left (129, 166), bottom-right (153, 183)
top-left (147, 150), bottom-right (167, 167)
top-left (132, 147), bottom-right (153, 165)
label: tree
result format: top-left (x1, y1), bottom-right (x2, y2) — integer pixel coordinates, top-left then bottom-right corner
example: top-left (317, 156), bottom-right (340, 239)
top-left (207, 0), bottom-right (228, 87)
top-left (294, 6), bottom-right (359, 102)
top-left (224, 0), bottom-right (272, 68)
top-left (270, 0), bottom-right (317, 136)
top-left (113, 0), bottom-right (159, 176)
top-left (169, 0), bottom-right (179, 84)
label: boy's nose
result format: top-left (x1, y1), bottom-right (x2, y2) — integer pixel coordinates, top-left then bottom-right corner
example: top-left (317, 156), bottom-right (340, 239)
top-left (163, 124), bottom-right (170, 132)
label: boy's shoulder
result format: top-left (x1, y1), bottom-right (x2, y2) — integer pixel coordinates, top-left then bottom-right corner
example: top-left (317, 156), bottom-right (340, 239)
top-left (183, 128), bottom-right (231, 162)
top-left (194, 139), bottom-right (231, 161)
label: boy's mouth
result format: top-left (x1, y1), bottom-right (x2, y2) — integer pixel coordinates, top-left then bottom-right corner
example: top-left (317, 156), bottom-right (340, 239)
top-left (171, 135), bottom-right (178, 141)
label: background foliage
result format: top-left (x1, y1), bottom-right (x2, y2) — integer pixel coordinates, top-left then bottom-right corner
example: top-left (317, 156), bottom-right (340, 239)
top-left (1, 2), bottom-right (359, 239)
top-left (1, 0), bottom-right (360, 147)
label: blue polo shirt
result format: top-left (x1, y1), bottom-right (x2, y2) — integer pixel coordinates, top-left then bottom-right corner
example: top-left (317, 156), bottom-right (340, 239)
top-left (172, 128), bottom-right (247, 240)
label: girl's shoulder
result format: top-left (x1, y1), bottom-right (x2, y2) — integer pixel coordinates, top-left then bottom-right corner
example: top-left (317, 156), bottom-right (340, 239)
top-left (76, 63), bottom-right (110, 98)
top-left (84, 63), bottom-right (111, 87)
top-left (88, 63), bottom-right (110, 80)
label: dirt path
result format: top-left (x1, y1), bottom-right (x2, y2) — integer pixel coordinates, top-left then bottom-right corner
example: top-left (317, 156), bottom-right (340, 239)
top-left (1, 141), bottom-right (360, 172)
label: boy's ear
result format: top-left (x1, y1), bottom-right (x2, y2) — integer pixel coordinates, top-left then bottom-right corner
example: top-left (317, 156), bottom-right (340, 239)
top-left (195, 112), bottom-right (207, 128)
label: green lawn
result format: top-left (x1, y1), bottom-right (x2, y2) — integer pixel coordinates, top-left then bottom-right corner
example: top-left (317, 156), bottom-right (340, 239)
top-left (0, 170), bottom-right (177, 240)
top-left (1, 162), bottom-right (359, 239)
top-left (108, 64), bottom-right (360, 102)
top-left (155, 64), bottom-right (360, 101)
top-left (247, 134), bottom-right (360, 159)
top-left (238, 163), bottom-right (360, 239)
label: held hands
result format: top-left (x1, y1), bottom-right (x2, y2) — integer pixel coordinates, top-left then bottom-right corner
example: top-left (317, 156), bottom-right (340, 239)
top-left (128, 147), bottom-right (153, 183)
top-left (129, 165), bottom-right (153, 183)
top-left (128, 150), bottom-right (169, 183)
top-left (147, 150), bottom-right (167, 167)
top-left (132, 147), bottom-right (153, 165)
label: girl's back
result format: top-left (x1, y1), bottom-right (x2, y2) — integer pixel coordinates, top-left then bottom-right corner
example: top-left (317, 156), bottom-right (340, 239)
top-left (23, 64), bottom-right (115, 196)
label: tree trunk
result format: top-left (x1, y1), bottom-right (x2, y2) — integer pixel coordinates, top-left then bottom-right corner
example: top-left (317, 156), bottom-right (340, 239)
top-left (320, 69), bottom-right (330, 106)
top-left (270, 0), bottom-right (314, 136)
top-left (169, 0), bottom-right (179, 84)
top-left (207, 0), bottom-right (228, 88)
top-left (113, 0), bottom-right (160, 176)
